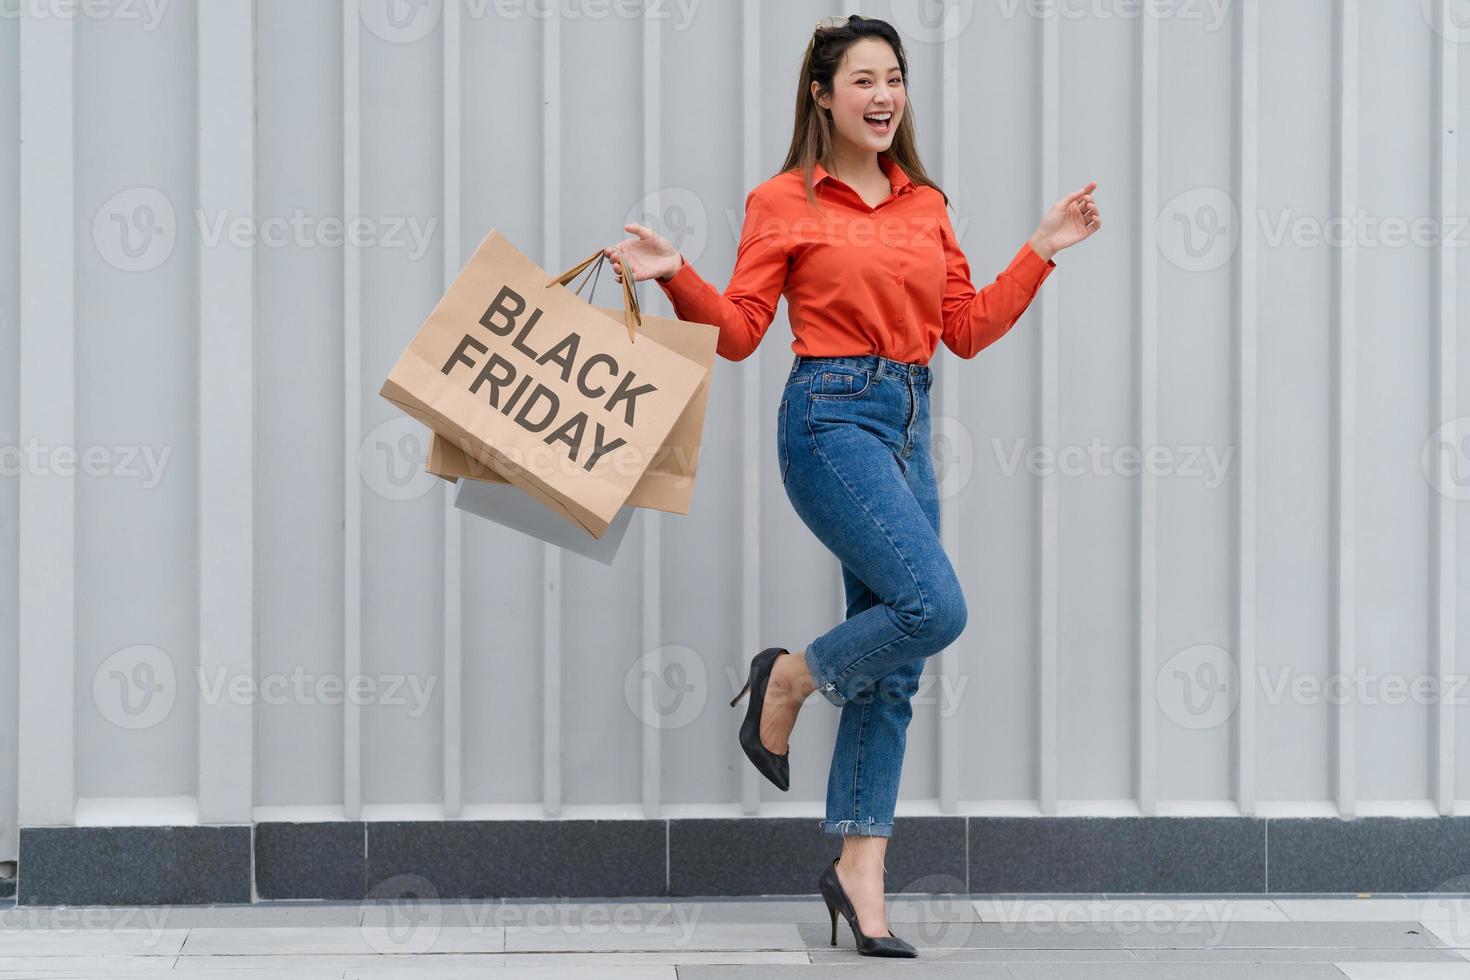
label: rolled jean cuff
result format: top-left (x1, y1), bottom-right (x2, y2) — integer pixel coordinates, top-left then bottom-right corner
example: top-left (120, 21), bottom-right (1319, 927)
top-left (803, 642), bottom-right (848, 706)
top-left (820, 817), bottom-right (894, 838)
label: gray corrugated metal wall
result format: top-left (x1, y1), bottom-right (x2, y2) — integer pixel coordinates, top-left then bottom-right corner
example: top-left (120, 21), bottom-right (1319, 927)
top-left (2, 0), bottom-right (1468, 862)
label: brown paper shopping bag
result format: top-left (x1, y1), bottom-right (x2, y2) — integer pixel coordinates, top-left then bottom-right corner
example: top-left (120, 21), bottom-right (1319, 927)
top-left (426, 303), bottom-right (718, 515)
top-left (379, 229), bottom-right (708, 538)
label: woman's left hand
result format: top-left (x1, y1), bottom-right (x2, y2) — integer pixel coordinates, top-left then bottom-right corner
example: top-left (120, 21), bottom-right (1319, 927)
top-left (1030, 181), bottom-right (1101, 260)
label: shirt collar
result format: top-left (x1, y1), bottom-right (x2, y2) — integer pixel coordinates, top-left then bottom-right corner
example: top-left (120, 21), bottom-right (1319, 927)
top-left (811, 154), bottom-right (913, 196)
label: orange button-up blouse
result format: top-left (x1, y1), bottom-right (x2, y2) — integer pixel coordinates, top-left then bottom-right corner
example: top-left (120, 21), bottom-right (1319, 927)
top-left (654, 153), bottom-right (1056, 364)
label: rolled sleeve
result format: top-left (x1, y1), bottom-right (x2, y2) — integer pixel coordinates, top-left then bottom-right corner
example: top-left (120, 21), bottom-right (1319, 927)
top-left (939, 212), bottom-right (1057, 360)
top-left (654, 188), bottom-right (788, 361)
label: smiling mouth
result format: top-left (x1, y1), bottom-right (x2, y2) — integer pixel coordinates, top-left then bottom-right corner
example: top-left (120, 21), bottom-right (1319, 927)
top-left (863, 112), bottom-right (893, 134)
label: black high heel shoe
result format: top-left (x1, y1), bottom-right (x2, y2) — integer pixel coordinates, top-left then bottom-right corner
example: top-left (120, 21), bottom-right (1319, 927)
top-left (728, 646), bottom-right (791, 791)
top-left (819, 857), bottom-right (918, 958)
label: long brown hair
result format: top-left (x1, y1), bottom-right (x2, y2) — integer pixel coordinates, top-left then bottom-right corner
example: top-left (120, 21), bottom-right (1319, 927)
top-left (777, 14), bottom-right (948, 212)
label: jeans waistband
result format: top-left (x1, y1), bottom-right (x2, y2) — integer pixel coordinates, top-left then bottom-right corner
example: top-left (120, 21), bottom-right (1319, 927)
top-left (789, 353), bottom-right (931, 386)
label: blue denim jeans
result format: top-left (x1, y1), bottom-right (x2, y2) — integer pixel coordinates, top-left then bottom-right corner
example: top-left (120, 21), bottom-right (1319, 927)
top-left (776, 353), bottom-right (968, 839)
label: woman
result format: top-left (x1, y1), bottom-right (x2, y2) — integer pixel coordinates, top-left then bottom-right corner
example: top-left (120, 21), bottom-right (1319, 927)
top-left (604, 14), bottom-right (1099, 959)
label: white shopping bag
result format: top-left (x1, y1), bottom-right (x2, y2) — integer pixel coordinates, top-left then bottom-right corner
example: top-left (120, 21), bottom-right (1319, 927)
top-left (452, 477), bottom-right (636, 566)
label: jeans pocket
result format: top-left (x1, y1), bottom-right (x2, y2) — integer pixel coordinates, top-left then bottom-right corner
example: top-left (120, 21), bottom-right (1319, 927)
top-left (811, 367), bottom-right (874, 400)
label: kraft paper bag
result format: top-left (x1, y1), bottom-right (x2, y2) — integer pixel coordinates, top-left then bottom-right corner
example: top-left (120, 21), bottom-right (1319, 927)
top-left (453, 477), bottom-right (636, 566)
top-left (425, 303), bottom-right (718, 516)
top-left (379, 229), bottom-right (708, 539)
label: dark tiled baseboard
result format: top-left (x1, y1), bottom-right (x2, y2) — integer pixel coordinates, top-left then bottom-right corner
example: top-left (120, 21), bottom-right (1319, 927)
top-left (15, 816), bottom-right (1470, 906)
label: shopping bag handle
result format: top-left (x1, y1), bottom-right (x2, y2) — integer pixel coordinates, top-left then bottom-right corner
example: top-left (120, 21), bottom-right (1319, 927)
top-left (545, 246), bottom-right (642, 343)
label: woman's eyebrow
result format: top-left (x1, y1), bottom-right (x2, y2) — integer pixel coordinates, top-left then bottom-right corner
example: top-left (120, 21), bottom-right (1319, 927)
top-left (848, 67), bottom-right (902, 77)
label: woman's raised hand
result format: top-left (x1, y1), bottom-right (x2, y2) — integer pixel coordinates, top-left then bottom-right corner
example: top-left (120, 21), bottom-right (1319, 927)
top-left (1030, 180), bottom-right (1101, 260)
top-left (604, 223), bottom-right (683, 284)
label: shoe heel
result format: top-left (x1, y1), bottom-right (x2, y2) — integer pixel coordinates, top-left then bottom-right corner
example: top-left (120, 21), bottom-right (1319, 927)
top-left (729, 675), bottom-right (751, 707)
top-left (826, 899), bottom-right (840, 946)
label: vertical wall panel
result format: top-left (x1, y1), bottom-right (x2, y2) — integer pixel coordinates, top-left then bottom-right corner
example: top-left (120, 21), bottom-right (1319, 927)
top-left (459, 1), bottom-right (544, 811)
top-left (656, 0), bottom-right (746, 811)
top-left (1155, 0), bottom-right (1239, 806)
top-left (359, 0), bottom-right (445, 812)
top-left (1053, 3), bottom-right (1136, 806)
top-left (196, 0), bottom-right (256, 824)
top-left (1352, 1), bottom-right (1435, 808)
top-left (255, 0), bottom-right (347, 812)
top-left (74, 2), bottom-right (197, 804)
top-left (1256, 0), bottom-right (1335, 809)
top-left (17, 7), bottom-right (76, 829)
top-left (1, 5), bottom-right (21, 858)
top-left (953, 0), bottom-right (1050, 809)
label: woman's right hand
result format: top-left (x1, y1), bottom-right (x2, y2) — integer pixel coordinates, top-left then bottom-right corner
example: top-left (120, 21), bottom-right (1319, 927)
top-left (604, 223), bottom-right (683, 284)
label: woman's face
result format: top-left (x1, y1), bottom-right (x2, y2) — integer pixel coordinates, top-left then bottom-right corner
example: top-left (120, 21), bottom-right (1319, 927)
top-left (813, 38), bottom-right (906, 155)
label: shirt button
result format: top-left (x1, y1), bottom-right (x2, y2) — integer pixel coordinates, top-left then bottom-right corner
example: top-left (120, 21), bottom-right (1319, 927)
top-left (895, 276), bottom-right (904, 285)
top-left (896, 315), bottom-right (905, 323)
